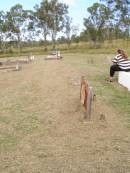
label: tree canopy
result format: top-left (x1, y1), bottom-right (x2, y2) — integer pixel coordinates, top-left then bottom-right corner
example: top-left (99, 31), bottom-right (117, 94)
top-left (0, 0), bottom-right (129, 52)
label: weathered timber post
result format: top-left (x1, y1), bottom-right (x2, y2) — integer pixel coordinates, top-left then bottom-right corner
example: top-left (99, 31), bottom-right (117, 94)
top-left (80, 76), bottom-right (95, 120)
top-left (80, 76), bottom-right (88, 109)
top-left (85, 86), bottom-right (94, 120)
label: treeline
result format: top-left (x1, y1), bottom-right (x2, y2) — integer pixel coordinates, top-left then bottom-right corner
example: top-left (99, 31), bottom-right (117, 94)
top-left (0, 0), bottom-right (130, 53)
top-left (82, 0), bottom-right (130, 47)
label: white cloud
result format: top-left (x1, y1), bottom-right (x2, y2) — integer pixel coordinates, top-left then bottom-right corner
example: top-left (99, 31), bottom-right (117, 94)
top-left (59, 0), bottom-right (76, 6)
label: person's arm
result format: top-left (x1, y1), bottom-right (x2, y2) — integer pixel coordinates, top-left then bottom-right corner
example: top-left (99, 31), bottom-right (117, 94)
top-left (112, 55), bottom-right (118, 64)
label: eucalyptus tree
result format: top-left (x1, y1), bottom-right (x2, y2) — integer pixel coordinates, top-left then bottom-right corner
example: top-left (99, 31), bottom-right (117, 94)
top-left (48, 0), bottom-right (68, 49)
top-left (100, 0), bottom-right (130, 39)
top-left (34, 0), bottom-right (51, 50)
top-left (34, 0), bottom-right (68, 49)
top-left (63, 15), bottom-right (72, 48)
top-left (63, 15), bottom-right (78, 48)
top-left (115, 0), bottom-right (130, 45)
top-left (0, 11), bottom-right (6, 52)
top-left (24, 10), bottom-right (38, 47)
top-left (84, 3), bottom-right (111, 47)
top-left (83, 18), bottom-right (97, 46)
top-left (6, 4), bottom-right (27, 51)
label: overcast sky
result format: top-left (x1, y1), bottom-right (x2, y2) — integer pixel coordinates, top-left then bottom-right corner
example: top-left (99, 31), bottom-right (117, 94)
top-left (0, 0), bottom-right (99, 32)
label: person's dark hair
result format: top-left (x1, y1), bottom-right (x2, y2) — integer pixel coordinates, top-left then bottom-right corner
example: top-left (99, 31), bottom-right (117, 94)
top-left (117, 49), bottom-right (122, 54)
top-left (121, 49), bottom-right (128, 60)
top-left (117, 49), bottom-right (128, 60)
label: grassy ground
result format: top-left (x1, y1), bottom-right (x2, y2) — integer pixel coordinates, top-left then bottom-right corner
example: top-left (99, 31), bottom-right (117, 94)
top-left (1, 39), bottom-right (130, 58)
top-left (0, 53), bottom-right (130, 172)
top-left (64, 53), bottom-right (130, 126)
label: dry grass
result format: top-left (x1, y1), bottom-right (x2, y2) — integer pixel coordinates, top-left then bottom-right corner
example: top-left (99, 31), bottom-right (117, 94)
top-left (1, 39), bottom-right (130, 58)
top-left (0, 53), bottom-right (130, 173)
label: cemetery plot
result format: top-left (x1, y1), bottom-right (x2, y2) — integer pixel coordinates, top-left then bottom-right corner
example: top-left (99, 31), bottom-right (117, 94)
top-left (45, 50), bottom-right (63, 60)
top-left (0, 55), bottom-right (35, 72)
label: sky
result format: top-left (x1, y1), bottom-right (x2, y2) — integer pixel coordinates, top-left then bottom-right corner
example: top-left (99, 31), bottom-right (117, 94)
top-left (0, 0), bottom-right (99, 33)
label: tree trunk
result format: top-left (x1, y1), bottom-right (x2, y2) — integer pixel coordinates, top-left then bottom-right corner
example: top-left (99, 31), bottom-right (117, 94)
top-left (17, 34), bottom-right (21, 52)
top-left (44, 34), bottom-right (48, 51)
top-left (67, 39), bottom-right (71, 49)
top-left (51, 29), bottom-right (56, 50)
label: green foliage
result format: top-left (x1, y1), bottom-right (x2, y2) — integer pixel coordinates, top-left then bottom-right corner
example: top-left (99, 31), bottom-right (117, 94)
top-left (35, 0), bottom-right (68, 49)
top-left (5, 4), bottom-right (27, 51)
top-left (0, 11), bottom-right (6, 52)
top-left (82, 0), bottom-right (130, 47)
top-left (0, 0), bottom-right (129, 52)
top-left (84, 3), bottom-right (112, 45)
top-left (100, 0), bottom-right (130, 38)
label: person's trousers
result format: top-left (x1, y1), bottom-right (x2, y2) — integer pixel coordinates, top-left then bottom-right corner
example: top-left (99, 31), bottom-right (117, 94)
top-left (110, 64), bottom-right (130, 77)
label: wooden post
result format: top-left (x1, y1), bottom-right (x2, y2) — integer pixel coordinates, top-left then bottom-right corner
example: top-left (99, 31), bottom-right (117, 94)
top-left (85, 86), bottom-right (94, 120)
top-left (80, 77), bottom-right (95, 120)
top-left (80, 76), bottom-right (88, 109)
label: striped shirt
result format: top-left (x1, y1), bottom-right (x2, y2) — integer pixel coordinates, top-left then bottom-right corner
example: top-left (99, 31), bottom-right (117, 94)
top-left (112, 54), bottom-right (130, 70)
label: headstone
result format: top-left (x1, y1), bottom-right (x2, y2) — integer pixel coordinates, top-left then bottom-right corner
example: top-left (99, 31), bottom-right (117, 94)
top-left (118, 71), bottom-right (130, 91)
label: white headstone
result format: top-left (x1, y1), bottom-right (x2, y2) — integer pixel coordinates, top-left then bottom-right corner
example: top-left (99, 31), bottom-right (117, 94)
top-left (118, 72), bottom-right (130, 91)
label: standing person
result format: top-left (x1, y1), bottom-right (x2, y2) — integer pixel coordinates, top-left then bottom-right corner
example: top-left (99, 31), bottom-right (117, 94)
top-left (108, 49), bottom-right (130, 82)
